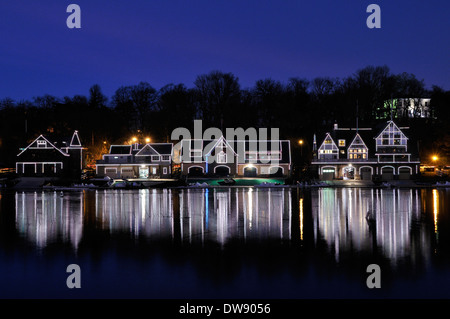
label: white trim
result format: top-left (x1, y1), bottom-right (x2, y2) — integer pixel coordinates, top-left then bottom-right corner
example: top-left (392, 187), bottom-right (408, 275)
top-left (204, 136), bottom-right (238, 156)
top-left (163, 167), bottom-right (168, 175)
top-left (358, 166), bottom-right (373, 175)
top-left (213, 165), bottom-right (231, 174)
top-left (69, 130), bottom-right (82, 147)
top-left (269, 166), bottom-right (284, 174)
top-left (188, 165), bottom-right (205, 173)
top-left (17, 135), bottom-right (70, 157)
top-left (135, 144), bottom-right (160, 156)
top-left (398, 166), bottom-right (412, 174)
top-left (311, 161), bottom-right (378, 164)
top-left (243, 165), bottom-right (258, 174)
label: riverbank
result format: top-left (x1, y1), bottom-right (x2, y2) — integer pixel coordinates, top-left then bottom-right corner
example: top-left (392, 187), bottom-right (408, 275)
top-left (2, 176), bottom-right (450, 191)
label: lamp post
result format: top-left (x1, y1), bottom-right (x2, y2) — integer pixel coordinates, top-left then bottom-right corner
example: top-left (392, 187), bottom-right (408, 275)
top-left (298, 139), bottom-right (304, 156)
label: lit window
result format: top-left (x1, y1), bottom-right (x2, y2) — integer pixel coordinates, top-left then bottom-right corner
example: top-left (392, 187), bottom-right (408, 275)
top-left (338, 140), bottom-right (345, 147)
top-left (217, 151), bottom-right (227, 163)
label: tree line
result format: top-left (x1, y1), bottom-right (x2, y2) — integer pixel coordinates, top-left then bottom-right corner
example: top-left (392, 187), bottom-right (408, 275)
top-left (0, 65), bottom-right (449, 170)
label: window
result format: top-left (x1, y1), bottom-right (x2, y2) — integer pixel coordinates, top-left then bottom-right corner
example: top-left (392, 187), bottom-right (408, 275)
top-left (217, 151), bottom-right (227, 163)
top-left (338, 140), bottom-right (345, 147)
top-left (151, 155), bottom-right (161, 162)
top-left (163, 167), bottom-right (168, 175)
top-left (37, 140), bottom-right (47, 148)
top-left (190, 150), bottom-right (202, 158)
top-left (162, 155), bottom-right (170, 161)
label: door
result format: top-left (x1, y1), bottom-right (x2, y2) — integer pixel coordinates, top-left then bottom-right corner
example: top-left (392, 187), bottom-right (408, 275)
top-left (244, 166), bottom-right (257, 177)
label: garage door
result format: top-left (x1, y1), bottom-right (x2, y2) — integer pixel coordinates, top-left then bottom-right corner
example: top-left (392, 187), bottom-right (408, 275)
top-left (360, 167), bottom-right (372, 181)
top-left (399, 167), bottom-right (411, 180)
top-left (322, 168), bottom-right (335, 180)
top-left (244, 166), bottom-right (257, 177)
top-left (381, 167), bottom-right (394, 181)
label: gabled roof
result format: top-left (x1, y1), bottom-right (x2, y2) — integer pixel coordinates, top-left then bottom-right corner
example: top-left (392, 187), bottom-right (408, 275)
top-left (204, 136), bottom-right (237, 156)
top-left (318, 133), bottom-right (338, 149)
top-left (135, 143), bottom-right (173, 156)
top-left (150, 143), bottom-right (173, 156)
top-left (70, 130), bottom-right (82, 147)
top-left (348, 133), bottom-right (369, 150)
top-left (374, 120), bottom-right (409, 140)
top-left (17, 135), bottom-right (70, 157)
top-left (180, 138), bottom-right (291, 164)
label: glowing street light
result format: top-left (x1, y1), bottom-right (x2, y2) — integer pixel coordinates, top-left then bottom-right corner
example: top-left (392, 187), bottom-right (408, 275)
top-left (145, 137), bottom-right (151, 143)
top-left (432, 155), bottom-right (438, 162)
top-left (298, 139), bottom-right (304, 156)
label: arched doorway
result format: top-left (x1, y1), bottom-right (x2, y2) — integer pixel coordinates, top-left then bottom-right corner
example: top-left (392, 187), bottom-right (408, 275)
top-left (343, 166), bottom-right (355, 180)
top-left (188, 166), bottom-right (204, 176)
top-left (215, 165), bottom-right (230, 176)
top-left (269, 166), bottom-right (283, 177)
top-left (381, 166), bottom-right (394, 181)
top-left (244, 166), bottom-right (257, 177)
top-left (399, 167), bottom-right (412, 180)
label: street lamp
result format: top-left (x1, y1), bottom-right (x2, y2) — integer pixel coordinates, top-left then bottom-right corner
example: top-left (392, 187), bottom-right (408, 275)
top-left (298, 139), bottom-right (304, 156)
top-left (432, 155), bottom-right (438, 162)
top-left (145, 137), bottom-right (151, 143)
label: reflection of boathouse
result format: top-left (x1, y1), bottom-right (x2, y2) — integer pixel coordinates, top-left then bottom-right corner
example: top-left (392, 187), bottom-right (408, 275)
top-left (311, 188), bottom-right (430, 262)
top-left (311, 121), bottom-right (420, 181)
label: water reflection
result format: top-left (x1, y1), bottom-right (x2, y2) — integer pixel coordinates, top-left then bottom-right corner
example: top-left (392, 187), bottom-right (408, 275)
top-left (312, 188), bottom-right (431, 263)
top-left (178, 188), bottom-right (292, 245)
top-left (15, 191), bottom-right (83, 250)
top-left (13, 187), bottom-right (446, 267)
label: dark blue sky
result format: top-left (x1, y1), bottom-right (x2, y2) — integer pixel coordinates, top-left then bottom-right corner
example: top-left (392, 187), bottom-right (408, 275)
top-left (1, 1), bottom-right (449, 101)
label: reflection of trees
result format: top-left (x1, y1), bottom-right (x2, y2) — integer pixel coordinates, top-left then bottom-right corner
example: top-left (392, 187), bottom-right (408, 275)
top-left (15, 191), bottom-right (83, 250)
top-left (312, 188), bottom-right (430, 264)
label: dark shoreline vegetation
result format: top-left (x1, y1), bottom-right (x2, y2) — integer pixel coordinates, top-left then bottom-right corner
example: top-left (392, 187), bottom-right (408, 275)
top-left (1, 65), bottom-right (449, 179)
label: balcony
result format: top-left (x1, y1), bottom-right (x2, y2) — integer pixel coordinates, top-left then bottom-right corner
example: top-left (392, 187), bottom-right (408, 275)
top-left (312, 158), bottom-right (374, 163)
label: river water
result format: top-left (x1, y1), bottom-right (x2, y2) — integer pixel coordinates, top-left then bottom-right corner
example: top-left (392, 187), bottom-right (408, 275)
top-left (0, 187), bottom-right (449, 298)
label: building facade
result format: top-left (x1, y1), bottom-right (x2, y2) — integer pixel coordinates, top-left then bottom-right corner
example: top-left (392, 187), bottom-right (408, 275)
top-left (96, 143), bottom-right (173, 179)
top-left (176, 136), bottom-right (291, 178)
top-left (311, 121), bottom-right (420, 181)
top-left (16, 130), bottom-right (83, 179)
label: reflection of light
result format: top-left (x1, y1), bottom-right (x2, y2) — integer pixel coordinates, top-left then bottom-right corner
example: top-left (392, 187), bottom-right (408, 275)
top-left (433, 189), bottom-right (439, 234)
top-left (299, 198), bottom-right (303, 240)
top-left (205, 189), bottom-right (209, 230)
top-left (248, 188), bottom-right (253, 229)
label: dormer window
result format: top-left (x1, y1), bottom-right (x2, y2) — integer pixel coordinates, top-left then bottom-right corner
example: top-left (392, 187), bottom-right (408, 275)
top-left (37, 140), bottom-right (47, 148)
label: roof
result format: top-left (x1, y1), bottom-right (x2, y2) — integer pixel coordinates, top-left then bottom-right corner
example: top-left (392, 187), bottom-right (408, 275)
top-left (315, 120), bottom-right (418, 157)
top-left (180, 138), bottom-right (291, 164)
top-left (135, 143), bottom-right (173, 156)
top-left (109, 145), bottom-right (132, 155)
top-left (17, 134), bottom-right (70, 157)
